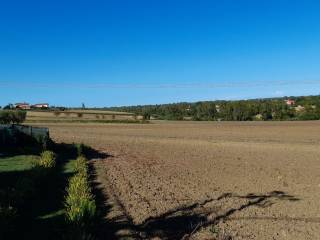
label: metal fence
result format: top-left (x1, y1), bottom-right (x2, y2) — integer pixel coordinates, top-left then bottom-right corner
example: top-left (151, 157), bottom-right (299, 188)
top-left (0, 124), bottom-right (49, 146)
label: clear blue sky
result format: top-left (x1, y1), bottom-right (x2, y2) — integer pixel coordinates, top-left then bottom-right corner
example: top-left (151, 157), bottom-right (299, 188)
top-left (1, 0), bottom-right (320, 107)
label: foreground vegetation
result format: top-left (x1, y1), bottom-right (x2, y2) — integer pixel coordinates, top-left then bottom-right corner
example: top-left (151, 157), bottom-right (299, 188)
top-left (0, 133), bottom-right (98, 239)
top-left (65, 154), bottom-right (97, 239)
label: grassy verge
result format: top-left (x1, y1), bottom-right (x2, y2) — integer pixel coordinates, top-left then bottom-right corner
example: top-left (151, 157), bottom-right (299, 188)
top-left (0, 141), bottom-right (100, 240)
top-left (0, 155), bottom-right (39, 172)
top-left (0, 142), bottom-right (80, 240)
top-left (0, 149), bottom-right (60, 239)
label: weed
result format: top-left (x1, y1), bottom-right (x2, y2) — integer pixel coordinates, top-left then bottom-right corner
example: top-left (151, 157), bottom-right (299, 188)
top-left (38, 150), bottom-right (56, 168)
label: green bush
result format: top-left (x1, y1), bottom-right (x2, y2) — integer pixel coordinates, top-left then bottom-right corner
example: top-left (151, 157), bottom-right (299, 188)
top-left (65, 156), bottom-right (96, 227)
top-left (0, 110), bottom-right (26, 124)
top-left (74, 155), bottom-right (87, 176)
top-left (39, 151), bottom-right (56, 168)
top-left (65, 177), bottom-right (96, 224)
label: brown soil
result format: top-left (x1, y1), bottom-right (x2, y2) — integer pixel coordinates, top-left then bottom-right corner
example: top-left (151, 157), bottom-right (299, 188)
top-left (40, 121), bottom-right (320, 239)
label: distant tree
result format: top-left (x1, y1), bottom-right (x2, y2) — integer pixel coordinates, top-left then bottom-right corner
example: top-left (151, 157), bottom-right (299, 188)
top-left (142, 111), bottom-right (151, 120)
top-left (82, 103), bottom-right (86, 109)
top-left (0, 110), bottom-right (26, 124)
top-left (192, 102), bottom-right (217, 121)
top-left (3, 104), bottom-right (14, 110)
top-left (99, 95), bottom-right (320, 121)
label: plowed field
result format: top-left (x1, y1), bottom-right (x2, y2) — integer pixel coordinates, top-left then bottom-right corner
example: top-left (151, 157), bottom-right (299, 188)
top-left (40, 121), bottom-right (320, 240)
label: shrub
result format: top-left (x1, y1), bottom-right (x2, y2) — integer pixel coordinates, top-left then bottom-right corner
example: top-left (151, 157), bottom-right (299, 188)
top-left (65, 175), bottom-right (96, 224)
top-left (74, 155), bottom-right (88, 176)
top-left (77, 113), bottom-right (83, 118)
top-left (0, 110), bottom-right (26, 124)
top-left (39, 151), bottom-right (56, 168)
top-left (65, 156), bottom-right (96, 229)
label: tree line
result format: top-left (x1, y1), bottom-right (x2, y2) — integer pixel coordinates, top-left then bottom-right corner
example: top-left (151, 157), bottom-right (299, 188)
top-left (105, 95), bottom-right (320, 121)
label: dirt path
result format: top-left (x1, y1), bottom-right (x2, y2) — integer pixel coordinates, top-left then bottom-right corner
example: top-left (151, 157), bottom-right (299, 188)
top-left (43, 121), bottom-right (320, 239)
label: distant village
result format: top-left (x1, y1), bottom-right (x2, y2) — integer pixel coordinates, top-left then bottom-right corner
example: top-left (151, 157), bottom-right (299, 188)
top-left (4, 102), bottom-right (49, 110)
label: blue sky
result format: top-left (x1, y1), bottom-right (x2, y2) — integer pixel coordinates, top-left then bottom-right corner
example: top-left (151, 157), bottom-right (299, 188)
top-left (1, 0), bottom-right (320, 107)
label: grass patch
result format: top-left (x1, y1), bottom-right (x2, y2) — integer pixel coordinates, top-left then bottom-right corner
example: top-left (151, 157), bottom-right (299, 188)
top-left (0, 155), bottom-right (39, 172)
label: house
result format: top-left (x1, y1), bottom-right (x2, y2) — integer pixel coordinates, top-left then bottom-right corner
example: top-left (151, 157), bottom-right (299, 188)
top-left (31, 103), bottom-right (49, 109)
top-left (15, 102), bottom-right (31, 110)
top-left (294, 105), bottom-right (305, 112)
top-left (285, 99), bottom-right (295, 106)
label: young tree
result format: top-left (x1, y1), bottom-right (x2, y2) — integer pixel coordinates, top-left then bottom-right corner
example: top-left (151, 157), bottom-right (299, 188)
top-left (142, 111), bottom-right (151, 120)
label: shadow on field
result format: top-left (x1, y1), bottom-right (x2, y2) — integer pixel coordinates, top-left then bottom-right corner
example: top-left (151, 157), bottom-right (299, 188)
top-left (138, 191), bottom-right (300, 240)
top-left (91, 177), bottom-right (302, 240)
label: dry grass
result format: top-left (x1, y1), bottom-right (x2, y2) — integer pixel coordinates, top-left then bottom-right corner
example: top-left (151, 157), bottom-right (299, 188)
top-left (26, 110), bottom-right (141, 122)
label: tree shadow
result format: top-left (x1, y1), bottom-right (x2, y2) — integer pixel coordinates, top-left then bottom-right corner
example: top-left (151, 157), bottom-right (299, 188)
top-left (137, 191), bottom-right (300, 239)
top-left (93, 181), bottom-right (302, 240)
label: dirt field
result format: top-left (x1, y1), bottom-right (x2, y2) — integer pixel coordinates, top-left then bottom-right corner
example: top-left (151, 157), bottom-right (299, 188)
top-left (37, 121), bottom-right (320, 239)
top-left (26, 110), bottom-right (138, 122)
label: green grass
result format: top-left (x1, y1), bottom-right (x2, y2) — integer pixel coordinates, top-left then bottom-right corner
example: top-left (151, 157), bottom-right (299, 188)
top-left (0, 155), bottom-right (39, 172)
top-left (63, 158), bottom-right (76, 173)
